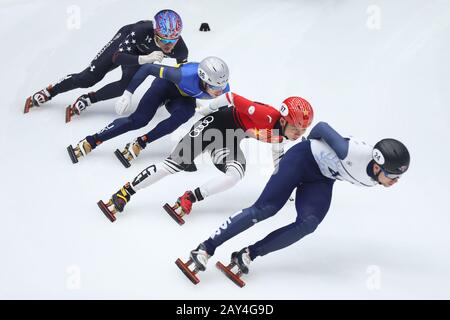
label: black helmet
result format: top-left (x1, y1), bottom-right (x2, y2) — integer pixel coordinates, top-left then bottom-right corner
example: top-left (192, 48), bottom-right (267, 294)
top-left (372, 139), bottom-right (410, 175)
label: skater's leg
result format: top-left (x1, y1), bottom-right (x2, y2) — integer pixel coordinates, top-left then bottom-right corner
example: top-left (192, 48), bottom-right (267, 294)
top-left (92, 65), bottom-right (140, 103)
top-left (51, 67), bottom-right (107, 97)
top-left (195, 163), bottom-right (244, 201)
top-left (51, 28), bottom-right (126, 98)
top-left (193, 142), bottom-right (246, 201)
top-left (51, 45), bottom-right (115, 98)
top-left (84, 79), bottom-right (176, 147)
top-left (110, 121), bottom-right (211, 213)
top-left (247, 179), bottom-right (334, 260)
top-left (143, 96), bottom-right (196, 145)
top-left (202, 143), bottom-right (310, 256)
top-left (124, 116), bottom-right (213, 193)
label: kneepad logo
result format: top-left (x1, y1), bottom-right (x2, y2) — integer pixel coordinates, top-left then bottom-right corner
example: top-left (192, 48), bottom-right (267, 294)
top-left (189, 115), bottom-right (214, 137)
top-left (96, 123), bottom-right (114, 135)
top-left (132, 164), bottom-right (157, 186)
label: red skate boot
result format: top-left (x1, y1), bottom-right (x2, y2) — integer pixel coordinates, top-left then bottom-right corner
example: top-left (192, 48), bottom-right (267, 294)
top-left (163, 190), bottom-right (196, 225)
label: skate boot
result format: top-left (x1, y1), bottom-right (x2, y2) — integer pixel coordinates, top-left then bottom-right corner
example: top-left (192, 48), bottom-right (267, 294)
top-left (65, 93), bottom-right (93, 123)
top-left (163, 190), bottom-right (196, 225)
top-left (66, 139), bottom-right (93, 164)
top-left (175, 243), bottom-right (210, 285)
top-left (114, 136), bottom-right (147, 168)
top-left (216, 247), bottom-right (252, 288)
top-left (97, 183), bottom-right (135, 222)
top-left (24, 85), bottom-right (53, 113)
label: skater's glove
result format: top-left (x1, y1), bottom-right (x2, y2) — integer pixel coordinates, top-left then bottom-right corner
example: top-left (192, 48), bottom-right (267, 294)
top-left (196, 100), bottom-right (228, 116)
top-left (138, 51), bottom-right (164, 65)
top-left (196, 104), bottom-right (214, 116)
top-left (115, 90), bottom-right (133, 115)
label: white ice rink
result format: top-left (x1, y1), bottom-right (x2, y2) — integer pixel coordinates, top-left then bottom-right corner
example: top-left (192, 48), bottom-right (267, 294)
top-left (1, 0), bottom-right (449, 299)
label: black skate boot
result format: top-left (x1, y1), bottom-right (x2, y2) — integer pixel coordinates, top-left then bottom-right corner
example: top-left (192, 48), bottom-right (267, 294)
top-left (97, 183), bottom-right (135, 222)
top-left (175, 243), bottom-right (210, 285)
top-left (65, 93), bottom-right (93, 123)
top-left (114, 136), bottom-right (147, 168)
top-left (216, 247), bottom-right (252, 288)
top-left (24, 85), bottom-right (53, 113)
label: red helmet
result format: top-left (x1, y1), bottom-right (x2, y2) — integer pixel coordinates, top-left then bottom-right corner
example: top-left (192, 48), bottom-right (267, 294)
top-left (280, 96), bottom-right (314, 129)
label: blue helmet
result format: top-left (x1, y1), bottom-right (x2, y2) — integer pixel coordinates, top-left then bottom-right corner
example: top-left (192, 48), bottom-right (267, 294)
top-left (154, 9), bottom-right (183, 39)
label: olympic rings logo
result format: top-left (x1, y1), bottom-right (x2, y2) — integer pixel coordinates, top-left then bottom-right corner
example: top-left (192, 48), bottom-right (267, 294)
top-left (189, 115), bottom-right (214, 137)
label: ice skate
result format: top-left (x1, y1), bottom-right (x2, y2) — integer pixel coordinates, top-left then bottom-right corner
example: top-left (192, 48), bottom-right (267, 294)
top-left (163, 191), bottom-right (196, 225)
top-left (66, 139), bottom-right (93, 164)
top-left (65, 94), bottom-right (92, 123)
top-left (24, 85), bottom-right (53, 113)
top-left (175, 243), bottom-right (209, 285)
top-left (97, 185), bottom-right (134, 222)
top-left (216, 247), bottom-right (251, 288)
top-left (114, 138), bottom-right (145, 168)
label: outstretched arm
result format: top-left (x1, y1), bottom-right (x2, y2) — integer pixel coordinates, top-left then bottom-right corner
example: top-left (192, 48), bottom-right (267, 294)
top-left (126, 64), bottom-right (182, 93)
top-left (308, 122), bottom-right (349, 160)
top-left (196, 92), bottom-right (233, 116)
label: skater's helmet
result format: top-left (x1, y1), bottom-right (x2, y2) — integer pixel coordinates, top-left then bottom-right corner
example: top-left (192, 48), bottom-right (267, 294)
top-left (154, 9), bottom-right (183, 40)
top-left (198, 56), bottom-right (229, 90)
top-left (372, 139), bottom-right (410, 178)
top-left (280, 97), bottom-right (314, 130)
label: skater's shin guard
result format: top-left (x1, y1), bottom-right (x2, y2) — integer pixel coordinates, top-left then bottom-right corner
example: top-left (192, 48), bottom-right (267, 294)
top-left (130, 162), bottom-right (174, 191)
top-left (197, 165), bottom-right (243, 200)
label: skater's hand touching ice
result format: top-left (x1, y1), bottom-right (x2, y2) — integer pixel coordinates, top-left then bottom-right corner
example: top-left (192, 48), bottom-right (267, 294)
top-left (115, 90), bottom-right (133, 115)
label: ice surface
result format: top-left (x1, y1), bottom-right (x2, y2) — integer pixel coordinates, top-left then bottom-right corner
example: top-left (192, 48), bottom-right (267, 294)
top-left (0, 0), bottom-right (449, 299)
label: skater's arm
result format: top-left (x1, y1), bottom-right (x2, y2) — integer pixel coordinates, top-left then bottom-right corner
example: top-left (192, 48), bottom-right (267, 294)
top-left (308, 122), bottom-right (349, 159)
top-left (233, 94), bottom-right (279, 127)
top-left (126, 64), bottom-right (182, 93)
top-left (174, 37), bottom-right (189, 64)
top-left (112, 51), bottom-right (141, 66)
top-left (112, 25), bottom-right (158, 66)
top-left (196, 93), bottom-right (232, 116)
top-left (271, 141), bottom-right (285, 172)
top-left (112, 32), bottom-right (144, 66)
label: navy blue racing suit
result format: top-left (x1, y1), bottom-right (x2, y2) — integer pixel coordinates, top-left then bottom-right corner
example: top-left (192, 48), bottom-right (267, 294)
top-left (50, 20), bottom-right (188, 103)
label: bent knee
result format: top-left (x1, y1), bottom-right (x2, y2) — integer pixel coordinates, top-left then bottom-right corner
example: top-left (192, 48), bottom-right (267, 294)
top-left (295, 215), bottom-right (320, 235)
top-left (127, 115), bottom-right (149, 129)
top-left (244, 203), bottom-right (279, 223)
top-left (72, 72), bottom-right (99, 88)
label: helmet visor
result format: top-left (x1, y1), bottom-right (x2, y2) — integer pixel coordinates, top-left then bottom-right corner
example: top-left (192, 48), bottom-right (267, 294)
top-left (155, 33), bottom-right (179, 44)
top-left (205, 82), bottom-right (226, 91)
top-left (380, 167), bottom-right (403, 180)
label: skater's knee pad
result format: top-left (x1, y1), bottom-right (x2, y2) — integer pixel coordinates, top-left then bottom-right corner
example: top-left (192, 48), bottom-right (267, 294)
top-left (244, 204), bottom-right (278, 223)
top-left (222, 164), bottom-right (244, 188)
top-left (127, 114), bottom-right (150, 130)
top-left (294, 215), bottom-right (320, 235)
top-left (213, 159), bottom-right (246, 177)
top-left (165, 156), bottom-right (197, 173)
top-left (171, 107), bottom-right (195, 127)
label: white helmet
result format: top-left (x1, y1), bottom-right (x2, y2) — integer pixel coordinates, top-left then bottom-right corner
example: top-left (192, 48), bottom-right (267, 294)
top-left (198, 56), bottom-right (229, 89)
